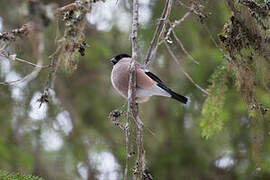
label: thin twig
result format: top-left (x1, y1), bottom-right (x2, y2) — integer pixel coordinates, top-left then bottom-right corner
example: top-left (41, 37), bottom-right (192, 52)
top-left (171, 30), bottom-right (199, 64)
top-left (0, 69), bottom-right (41, 86)
top-left (165, 4), bottom-right (194, 42)
top-left (0, 78), bottom-right (24, 86)
top-left (200, 21), bottom-right (233, 64)
top-left (144, 0), bottom-right (172, 66)
top-left (0, 53), bottom-right (50, 69)
top-left (0, 27), bottom-right (47, 87)
top-left (165, 42), bottom-right (210, 95)
top-left (202, 24), bottom-right (222, 52)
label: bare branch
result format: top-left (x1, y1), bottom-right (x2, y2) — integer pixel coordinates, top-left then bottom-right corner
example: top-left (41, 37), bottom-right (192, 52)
top-left (124, 112), bottom-right (130, 180)
top-left (124, 0), bottom-right (139, 177)
top-left (165, 4), bottom-right (194, 42)
top-left (131, 0), bottom-right (145, 176)
top-left (0, 53), bottom-right (49, 69)
top-left (144, 0), bottom-right (173, 66)
top-left (165, 42), bottom-right (210, 95)
top-left (0, 78), bottom-right (24, 86)
top-left (0, 22), bottom-right (47, 87)
top-left (202, 24), bottom-right (222, 52)
top-left (171, 30), bottom-right (199, 65)
top-left (124, 0), bottom-right (145, 179)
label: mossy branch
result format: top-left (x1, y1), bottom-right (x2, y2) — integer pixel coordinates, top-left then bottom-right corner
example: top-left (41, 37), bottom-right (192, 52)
top-left (217, 0), bottom-right (270, 169)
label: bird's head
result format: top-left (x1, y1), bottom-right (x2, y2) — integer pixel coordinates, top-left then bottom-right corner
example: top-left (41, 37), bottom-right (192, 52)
top-left (110, 53), bottom-right (131, 65)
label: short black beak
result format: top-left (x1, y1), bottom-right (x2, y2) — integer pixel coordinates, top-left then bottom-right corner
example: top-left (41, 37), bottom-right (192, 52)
top-left (111, 58), bottom-right (117, 64)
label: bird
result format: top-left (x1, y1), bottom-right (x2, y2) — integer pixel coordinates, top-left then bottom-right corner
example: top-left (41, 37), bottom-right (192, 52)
top-left (110, 53), bottom-right (188, 104)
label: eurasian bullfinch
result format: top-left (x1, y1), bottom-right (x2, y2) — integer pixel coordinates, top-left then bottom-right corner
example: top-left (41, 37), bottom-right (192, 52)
top-left (110, 54), bottom-right (188, 104)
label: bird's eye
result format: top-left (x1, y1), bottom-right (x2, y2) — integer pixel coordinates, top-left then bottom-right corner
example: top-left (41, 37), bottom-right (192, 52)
top-left (111, 58), bottom-right (117, 64)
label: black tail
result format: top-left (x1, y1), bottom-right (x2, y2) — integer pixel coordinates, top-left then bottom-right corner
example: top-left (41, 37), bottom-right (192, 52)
top-left (157, 83), bottom-right (188, 104)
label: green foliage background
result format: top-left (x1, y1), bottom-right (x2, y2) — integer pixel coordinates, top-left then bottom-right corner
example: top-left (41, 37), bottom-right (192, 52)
top-left (0, 171), bottom-right (42, 180)
top-left (0, 0), bottom-right (269, 179)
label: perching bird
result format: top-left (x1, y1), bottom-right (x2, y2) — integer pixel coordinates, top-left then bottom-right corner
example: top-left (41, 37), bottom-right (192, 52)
top-left (110, 53), bottom-right (188, 104)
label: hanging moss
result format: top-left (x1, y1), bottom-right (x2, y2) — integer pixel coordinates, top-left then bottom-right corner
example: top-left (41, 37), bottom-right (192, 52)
top-left (218, 0), bottom-right (270, 169)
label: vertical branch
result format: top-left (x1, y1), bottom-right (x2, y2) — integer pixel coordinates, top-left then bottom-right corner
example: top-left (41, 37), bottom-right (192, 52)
top-left (124, 0), bottom-right (139, 178)
top-left (124, 0), bottom-right (145, 179)
top-left (131, 0), bottom-right (145, 178)
top-left (144, 0), bottom-right (172, 66)
top-left (133, 104), bottom-right (144, 180)
top-left (124, 114), bottom-right (130, 180)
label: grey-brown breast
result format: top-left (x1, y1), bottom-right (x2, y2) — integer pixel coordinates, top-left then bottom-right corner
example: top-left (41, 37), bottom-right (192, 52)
top-left (111, 58), bottom-right (155, 98)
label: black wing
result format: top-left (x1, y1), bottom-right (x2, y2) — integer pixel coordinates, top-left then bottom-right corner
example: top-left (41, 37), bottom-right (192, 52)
top-left (145, 70), bottom-right (188, 104)
top-left (145, 71), bottom-right (163, 84)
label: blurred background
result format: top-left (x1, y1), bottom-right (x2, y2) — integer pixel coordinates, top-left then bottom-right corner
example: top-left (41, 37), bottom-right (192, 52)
top-left (0, 0), bottom-right (270, 179)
